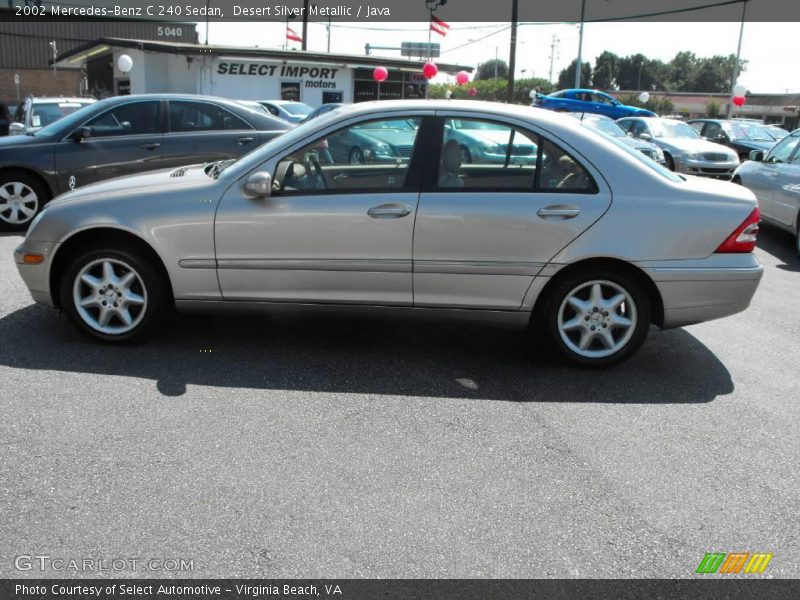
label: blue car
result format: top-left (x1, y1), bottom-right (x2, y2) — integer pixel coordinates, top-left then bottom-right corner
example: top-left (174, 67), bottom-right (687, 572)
top-left (533, 89), bottom-right (657, 119)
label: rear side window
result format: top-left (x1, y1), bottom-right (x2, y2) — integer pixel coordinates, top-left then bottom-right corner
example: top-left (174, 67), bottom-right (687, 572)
top-left (169, 101), bottom-right (251, 133)
top-left (436, 117), bottom-right (596, 193)
top-left (85, 101), bottom-right (160, 137)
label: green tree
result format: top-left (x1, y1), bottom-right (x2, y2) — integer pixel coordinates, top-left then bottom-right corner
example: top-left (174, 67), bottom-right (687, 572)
top-left (593, 51), bottom-right (620, 90)
top-left (428, 77), bottom-right (555, 104)
top-left (557, 60), bottom-right (592, 89)
top-left (475, 59), bottom-right (508, 80)
top-left (706, 100), bottom-right (721, 118)
top-left (617, 93), bottom-right (674, 115)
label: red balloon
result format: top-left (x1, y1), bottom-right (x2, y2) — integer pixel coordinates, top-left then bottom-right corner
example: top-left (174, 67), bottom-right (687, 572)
top-left (732, 95), bottom-right (746, 107)
top-left (422, 61), bottom-right (438, 80)
top-left (455, 70), bottom-right (470, 86)
top-left (468, 87), bottom-right (478, 97)
top-left (373, 67), bottom-right (388, 82)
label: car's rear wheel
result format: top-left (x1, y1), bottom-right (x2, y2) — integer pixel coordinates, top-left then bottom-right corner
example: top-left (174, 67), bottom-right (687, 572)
top-left (0, 171), bottom-right (50, 231)
top-left (542, 268), bottom-right (651, 368)
top-left (59, 247), bottom-right (167, 342)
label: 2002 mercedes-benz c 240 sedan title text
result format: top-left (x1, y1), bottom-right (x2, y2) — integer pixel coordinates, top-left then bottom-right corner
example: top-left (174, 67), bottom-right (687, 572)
top-left (15, 101), bottom-right (763, 367)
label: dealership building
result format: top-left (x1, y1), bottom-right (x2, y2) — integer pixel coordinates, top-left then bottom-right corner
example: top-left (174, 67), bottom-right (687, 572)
top-left (51, 37), bottom-right (472, 107)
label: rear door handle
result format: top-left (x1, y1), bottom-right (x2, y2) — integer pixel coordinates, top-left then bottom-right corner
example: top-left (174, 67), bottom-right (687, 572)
top-left (537, 205), bottom-right (580, 219)
top-left (237, 136), bottom-right (255, 145)
top-left (367, 204), bottom-right (413, 219)
top-left (140, 143), bottom-right (161, 150)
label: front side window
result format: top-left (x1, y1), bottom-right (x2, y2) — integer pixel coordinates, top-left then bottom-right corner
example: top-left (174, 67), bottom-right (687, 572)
top-left (437, 118), bottom-right (595, 193)
top-left (84, 102), bottom-right (160, 137)
top-left (169, 101), bottom-right (250, 133)
top-left (272, 117), bottom-right (422, 194)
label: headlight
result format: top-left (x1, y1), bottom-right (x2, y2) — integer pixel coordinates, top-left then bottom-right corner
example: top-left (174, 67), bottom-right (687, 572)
top-left (479, 142), bottom-right (502, 154)
top-left (370, 143), bottom-right (392, 156)
top-left (684, 151), bottom-right (702, 161)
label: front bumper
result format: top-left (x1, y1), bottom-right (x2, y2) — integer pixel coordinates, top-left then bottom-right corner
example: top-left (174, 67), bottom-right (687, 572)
top-left (674, 156), bottom-right (740, 179)
top-left (637, 254), bottom-right (763, 329)
top-left (14, 240), bottom-right (58, 308)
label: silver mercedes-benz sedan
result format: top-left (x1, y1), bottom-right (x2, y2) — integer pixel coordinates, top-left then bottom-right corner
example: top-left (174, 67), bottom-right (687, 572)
top-left (14, 100), bottom-right (763, 367)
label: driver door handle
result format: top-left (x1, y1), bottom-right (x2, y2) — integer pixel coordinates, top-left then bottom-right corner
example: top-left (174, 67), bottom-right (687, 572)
top-left (368, 204), bottom-right (413, 219)
top-left (537, 205), bottom-right (580, 219)
top-left (140, 143), bottom-right (161, 150)
top-left (237, 136), bottom-right (254, 145)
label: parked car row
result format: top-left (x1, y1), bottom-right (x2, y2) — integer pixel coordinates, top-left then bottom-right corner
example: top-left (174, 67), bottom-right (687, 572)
top-left (14, 100), bottom-right (764, 368)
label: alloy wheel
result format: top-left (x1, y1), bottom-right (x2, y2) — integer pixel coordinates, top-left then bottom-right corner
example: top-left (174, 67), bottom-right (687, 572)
top-left (72, 258), bottom-right (148, 335)
top-left (557, 280), bottom-right (638, 359)
top-left (0, 181), bottom-right (38, 225)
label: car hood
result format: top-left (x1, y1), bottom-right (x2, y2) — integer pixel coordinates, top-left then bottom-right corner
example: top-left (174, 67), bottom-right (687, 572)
top-left (656, 137), bottom-right (737, 156)
top-left (618, 136), bottom-right (653, 151)
top-left (0, 133), bottom-right (51, 148)
top-left (731, 139), bottom-right (775, 151)
top-left (48, 164), bottom-right (215, 207)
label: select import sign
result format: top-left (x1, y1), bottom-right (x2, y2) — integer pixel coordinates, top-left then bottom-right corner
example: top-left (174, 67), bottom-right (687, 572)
top-left (212, 60), bottom-right (352, 106)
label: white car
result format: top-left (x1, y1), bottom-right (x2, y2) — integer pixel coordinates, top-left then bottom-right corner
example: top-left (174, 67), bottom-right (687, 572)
top-left (9, 96), bottom-right (95, 135)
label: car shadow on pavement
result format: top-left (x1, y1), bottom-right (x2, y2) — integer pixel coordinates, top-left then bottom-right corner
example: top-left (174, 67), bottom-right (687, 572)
top-left (0, 304), bottom-right (733, 403)
top-left (757, 223), bottom-right (800, 272)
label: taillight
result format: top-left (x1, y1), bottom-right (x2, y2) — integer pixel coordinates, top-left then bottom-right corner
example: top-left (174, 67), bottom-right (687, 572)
top-left (715, 207), bottom-right (760, 253)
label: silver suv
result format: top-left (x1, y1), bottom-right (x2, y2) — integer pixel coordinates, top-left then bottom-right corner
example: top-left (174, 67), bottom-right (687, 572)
top-left (9, 96), bottom-right (95, 135)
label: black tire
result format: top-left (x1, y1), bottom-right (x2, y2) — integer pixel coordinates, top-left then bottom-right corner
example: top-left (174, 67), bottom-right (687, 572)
top-left (540, 267), bottom-right (651, 368)
top-left (349, 147), bottom-right (365, 165)
top-left (0, 170), bottom-right (51, 231)
top-left (59, 246), bottom-right (168, 343)
top-left (664, 153), bottom-right (676, 172)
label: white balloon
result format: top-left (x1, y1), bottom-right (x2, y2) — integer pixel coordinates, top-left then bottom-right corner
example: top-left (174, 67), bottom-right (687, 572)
top-left (638, 91), bottom-right (650, 103)
top-left (733, 83), bottom-right (747, 97)
top-left (117, 54), bottom-right (133, 73)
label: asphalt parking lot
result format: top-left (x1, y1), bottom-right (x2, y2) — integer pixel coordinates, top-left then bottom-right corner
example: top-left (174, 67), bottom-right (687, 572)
top-left (0, 226), bottom-right (798, 579)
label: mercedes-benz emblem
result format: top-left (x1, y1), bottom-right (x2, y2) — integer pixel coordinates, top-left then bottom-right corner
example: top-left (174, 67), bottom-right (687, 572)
top-left (68, 176), bottom-right (76, 190)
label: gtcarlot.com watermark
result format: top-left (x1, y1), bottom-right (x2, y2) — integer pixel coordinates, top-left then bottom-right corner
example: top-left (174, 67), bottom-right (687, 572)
top-left (14, 554), bottom-right (195, 573)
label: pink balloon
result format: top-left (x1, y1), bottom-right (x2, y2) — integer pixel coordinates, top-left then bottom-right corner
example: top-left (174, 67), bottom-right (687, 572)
top-left (373, 67), bottom-right (388, 82)
top-left (455, 70), bottom-right (470, 86)
top-left (732, 95), bottom-right (745, 107)
top-left (468, 87), bottom-right (478, 97)
top-left (422, 61), bottom-right (438, 80)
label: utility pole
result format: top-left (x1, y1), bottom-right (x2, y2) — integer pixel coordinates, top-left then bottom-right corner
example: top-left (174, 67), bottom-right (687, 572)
top-left (301, 0), bottom-right (309, 50)
top-left (574, 0), bottom-right (586, 89)
top-left (548, 35), bottom-right (560, 83)
top-left (726, 0), bottom-right (748, 117)
top-left (506, 0), bottom-right (518, 103)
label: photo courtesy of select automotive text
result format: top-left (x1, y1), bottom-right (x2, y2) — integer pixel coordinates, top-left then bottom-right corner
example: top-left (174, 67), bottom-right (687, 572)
top-left (1, 0), bottom-right (800, 598)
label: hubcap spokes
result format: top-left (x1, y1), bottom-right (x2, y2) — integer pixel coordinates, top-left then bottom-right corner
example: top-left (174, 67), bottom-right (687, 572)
top-left (0, 182), bottom-right (38, 225)
top-left (73, 259), bottom-right (147, 335)
top-left (558, 280), bottom-right (637, 359)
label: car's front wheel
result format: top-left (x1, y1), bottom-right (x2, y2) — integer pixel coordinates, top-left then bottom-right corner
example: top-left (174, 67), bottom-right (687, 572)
top-left (542, 268), bottom-right (651, 368)
top-left (59, 247), bottom-right (167, 342)
top-left (0, 171), bottom-right (50, 231)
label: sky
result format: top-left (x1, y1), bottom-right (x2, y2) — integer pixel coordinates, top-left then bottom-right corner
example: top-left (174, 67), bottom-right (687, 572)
top-left (198, 20), bottom-right (797, 94)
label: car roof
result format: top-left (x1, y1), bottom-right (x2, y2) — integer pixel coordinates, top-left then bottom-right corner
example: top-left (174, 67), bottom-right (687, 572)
top-left (30, 97), bottom-right (95, 103)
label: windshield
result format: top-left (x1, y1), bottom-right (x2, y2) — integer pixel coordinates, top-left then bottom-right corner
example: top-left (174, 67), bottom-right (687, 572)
top-left (32, 100), bottom-right (104, 137)
top-left (723, 122), bottom-right (774, 142)
top-left (591, 128), bottom-right (683, 182)
top-left (281, 102), bottom-right (313, 117)
top-left (651, 120), bottom-right (700, 139)
top-left (31, 101), bottom-right (91, 128)
top-left (583, 117), bottom-right (626, 138)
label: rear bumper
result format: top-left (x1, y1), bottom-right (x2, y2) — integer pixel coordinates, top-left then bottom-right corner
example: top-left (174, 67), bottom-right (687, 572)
top-left (637, 255), bottom-right (763, 329)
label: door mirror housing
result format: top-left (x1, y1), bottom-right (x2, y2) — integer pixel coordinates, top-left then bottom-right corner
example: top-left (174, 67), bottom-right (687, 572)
top-left (8, 122), bottom-right (25, 136)
top-left (70, 126), bottom-right (92, 142)
top-left (713, 133), bottom-right (727, 143)
top-left (244, 171), bottom-right (272, 198)
top-left (638, 132), bottom-right (652, 142)
top-left (749, 149), bottom-right (765, 162)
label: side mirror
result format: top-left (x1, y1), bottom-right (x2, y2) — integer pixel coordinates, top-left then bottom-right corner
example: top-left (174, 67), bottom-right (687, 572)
top-left (713, 134), bottom-right (727, 143)
top-left (749, 150), bottom-right (765, 162)
top-left (8, 122), bottom-right (25, 135)
top-left (244, 171), bottom-right (272, 198)
top-left (71, 126), bottom-right (92, 142)
top-left (638, 132), bottom-right (652, 142)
